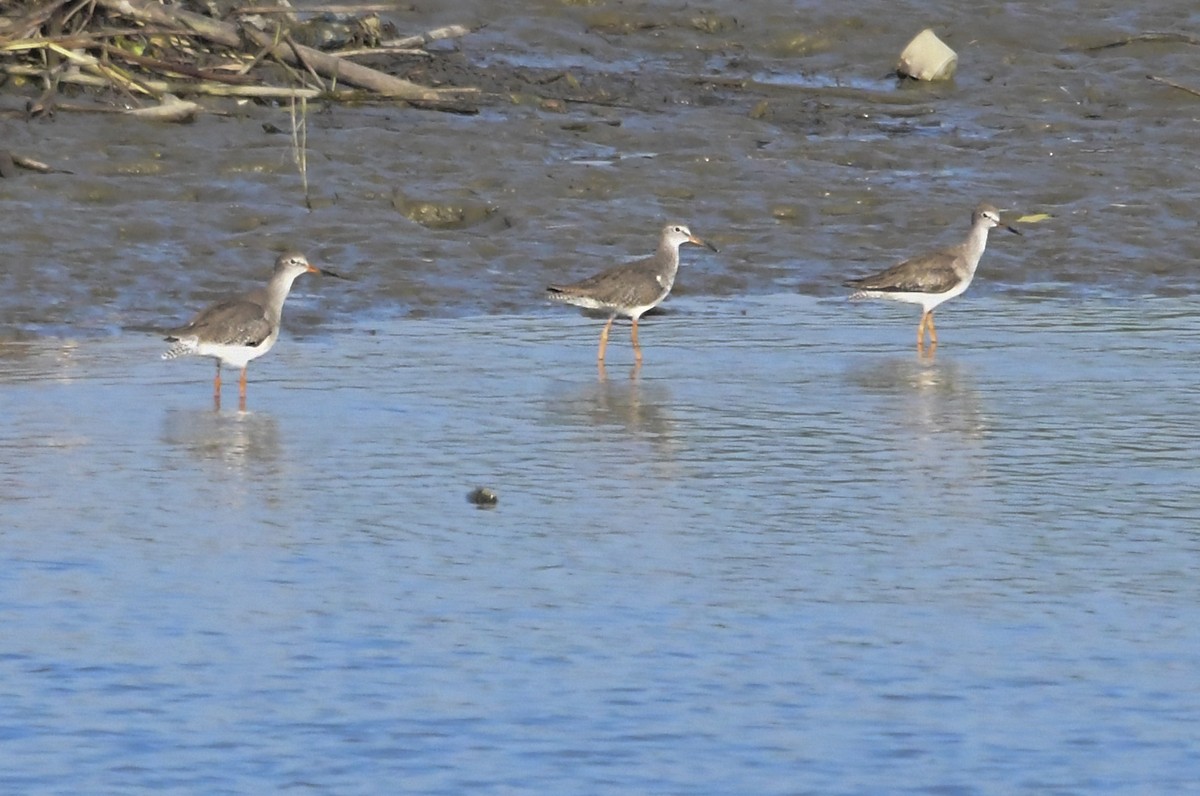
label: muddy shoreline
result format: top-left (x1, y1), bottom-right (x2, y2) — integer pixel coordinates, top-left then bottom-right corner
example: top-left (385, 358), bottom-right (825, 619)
top-left (2, 1), bottom-right (1199, 340)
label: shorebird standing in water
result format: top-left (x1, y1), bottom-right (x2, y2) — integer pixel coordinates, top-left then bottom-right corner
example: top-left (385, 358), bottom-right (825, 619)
top-left (547, 223), bottom-right (718, 367)
top-left (163, 252), bottom-right (344, 410)
top-left (845, 203), bottom-right (1021, 350)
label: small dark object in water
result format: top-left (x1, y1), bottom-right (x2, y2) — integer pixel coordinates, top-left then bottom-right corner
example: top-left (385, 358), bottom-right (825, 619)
top-left (468, 487), bottom-right (499, 507)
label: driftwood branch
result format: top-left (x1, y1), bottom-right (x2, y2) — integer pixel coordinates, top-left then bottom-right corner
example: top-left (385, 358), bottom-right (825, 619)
top-left (0, 63), bottom-right (324, 98)
top-left (125, 94), bottom-right (202, 123)
top-left (102, 44), bottom-right (259, 85)
top-left (333, 46), bottom-right (431, 59)
top-left (92, 0), bottom-right (475, 101)
top-left (0, 149), bottom-right (73, 176)
top-left (235, 3), bottom-right (400, 13)
top-left (1080, 31), bottom-right (1200, 51)
top-left (380, 24), bottom-right (476, 50)
top-left (1147, 74), bottom-right (1200, 99)
top-left (334, 25), bottom-right (475, 58)
top-left (93, 0), bottom-right (241, 48)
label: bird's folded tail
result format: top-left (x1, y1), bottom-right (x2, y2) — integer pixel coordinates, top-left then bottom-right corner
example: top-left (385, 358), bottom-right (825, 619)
top-left (161, 336), bottom-right (198, 360)
top-left (546, 285), bottom-right (608, 311)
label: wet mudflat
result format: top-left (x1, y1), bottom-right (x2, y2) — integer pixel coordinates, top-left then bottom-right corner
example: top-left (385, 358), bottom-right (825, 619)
top-left (2, 0), bottom-right (1200, 791)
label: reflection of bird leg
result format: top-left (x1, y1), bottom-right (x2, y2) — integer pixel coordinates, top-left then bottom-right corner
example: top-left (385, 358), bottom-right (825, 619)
top-left (631, 317), bottom-right (643, 364)
top-left (598, 316), bottom-right (614, 363)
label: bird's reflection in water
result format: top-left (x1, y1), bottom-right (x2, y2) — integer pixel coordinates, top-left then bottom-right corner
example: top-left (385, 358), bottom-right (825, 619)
top-left (544, 368), bottom-right (679, 458)
top-left (160, 407), bottom-right (283, 475)
top-left (845, 353), bottom-right (989, 441)
top-left (842, 353), bottom-right (992, 503)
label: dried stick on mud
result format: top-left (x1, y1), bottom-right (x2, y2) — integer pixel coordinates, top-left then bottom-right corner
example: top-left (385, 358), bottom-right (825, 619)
top-left (90, 0), bottom-right (476, 101)
top-left (1147, 74), bottom-right (1200, 99)
top-left (378, 24), bottom-right (476, 50)
top-left (290, 96), bottom-right (311, 209)
top-left (1, 63), bottom-right (325, 99)
top-left (1080, 31), bottom-right (1200, 51)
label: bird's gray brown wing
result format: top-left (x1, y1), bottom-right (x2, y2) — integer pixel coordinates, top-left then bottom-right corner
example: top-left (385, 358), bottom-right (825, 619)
top-left (548, 256), bottom-right (660, 307)
top-left (166, 297), bottom-right (272, 346)
top-left (845, 249), bottom-right (962, 294)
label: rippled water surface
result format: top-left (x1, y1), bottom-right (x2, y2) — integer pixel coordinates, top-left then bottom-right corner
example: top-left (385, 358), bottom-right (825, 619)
top-left (3, 296), bottom-right (1199, 793)
top-left (2, 0), bottom-right (1200, 792)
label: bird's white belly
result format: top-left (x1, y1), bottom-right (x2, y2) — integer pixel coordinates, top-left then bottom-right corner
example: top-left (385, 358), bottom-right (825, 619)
top-left (862, 276), bottom-right (973, 313)
top-left (622, 300), bottom-right (661, 319)
top-left (562, 287), bottom-right (668, 319)
top-left (195, 338), bottom-right (275, 368)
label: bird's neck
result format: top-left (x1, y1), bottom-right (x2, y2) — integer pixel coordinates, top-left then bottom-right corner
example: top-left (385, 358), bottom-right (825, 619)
top-left (657, 241), bottom-right (682, 277)
top-left (963, 223), bottom-right (992, 273)
top-left (264, 272), bottom-right (303, 320)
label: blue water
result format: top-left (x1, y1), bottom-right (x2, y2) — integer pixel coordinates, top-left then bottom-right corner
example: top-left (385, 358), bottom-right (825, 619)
top-left (2, 294), bottom-right (1197, 793)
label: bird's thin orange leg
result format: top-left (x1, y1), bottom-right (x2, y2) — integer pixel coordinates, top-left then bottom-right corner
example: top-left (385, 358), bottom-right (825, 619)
top-left (238, 366), bottom-right (249, 411)
top-left (917, 312), bottom-right (928, 349)
top-left (213, 362), bottom-right (222, 409)
top-left (631, 317), bottom-right (643, 365)
top-left (927, 312), bottom-right (938, 346)
top-left (597, 317), bottom-right (614, 363)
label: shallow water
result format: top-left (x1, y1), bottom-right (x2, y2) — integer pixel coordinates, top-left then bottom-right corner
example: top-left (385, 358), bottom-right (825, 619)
top-left (2, 0), bottom-right (1200, 791)
top-left (3, 295), bottom-right (1199, 793)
